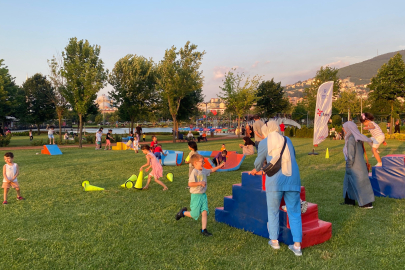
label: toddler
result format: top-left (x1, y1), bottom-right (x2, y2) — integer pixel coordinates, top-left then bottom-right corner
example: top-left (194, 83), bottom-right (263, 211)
top-left (3, 152), bottom-right (24, 204)
top-left (140, 145), bottom-right (168, 191)
top-left (142, 133), bottom-right (146, 142)
top-left (220, 144), bottom-right (226, 151)
top-left (175, 154), bottom-right (224, 236)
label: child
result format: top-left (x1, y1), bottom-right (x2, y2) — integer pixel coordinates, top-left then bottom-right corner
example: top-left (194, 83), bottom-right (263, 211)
top-left (185, 141), bottom-right (198, 177)
top-left (153, 144), bottom-right (167, 164)
top-left (3, 152), bottom-right (24, 204)
top-left (47, 125), bottom-right (55, 144)
top-left (142, 133), bottom-right (146, 142)
top-left (126, 132), bottom-right (134, 150)
top-left (175, 154), bottom-right (224, 236)
top-left (29, 129), bottom-right (33, 141)
top-left (64, 132), bottom-right (69, 141)
top-left (95, 129), bottom-right (102, 150)
top-left (220, 144), bottom-right (226, 151)
top-left (140, 145), bottom-right (168, 191)
top-left (133, 135), bottom-right (139, 153)
top-left (212, 150), bottom-right (227, 166)
top-left (360, 113), bottom-right (385, 166)
top-left (150, 136), bottom-right (158, 152)
top-left (105, 129), bottom-right (114, 150)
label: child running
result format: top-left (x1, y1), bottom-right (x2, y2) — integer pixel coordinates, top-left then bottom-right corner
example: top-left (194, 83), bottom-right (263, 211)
top-left (140, 145), bottom-right (168, 191)
top-left (3, 152), bottom-right (24, 204)
top-left (185, 141), bottom-right (198, 177)
top-left (153, 144), bottom-right (167, 164)
top-left (105, 129), bottom-right (114, 150)
top-left (360, 113), bottom-right (386, 166)
top-left (175, 154), bottom-right (224, 236)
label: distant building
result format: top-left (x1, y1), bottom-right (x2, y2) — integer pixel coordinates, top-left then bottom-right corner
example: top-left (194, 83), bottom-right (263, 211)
top-left (197, 98), bottom-right (226, 114)
top-left (96, 94), bottom-right (117, 113)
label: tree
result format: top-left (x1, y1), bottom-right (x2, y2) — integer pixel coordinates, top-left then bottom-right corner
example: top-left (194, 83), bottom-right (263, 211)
top-left (218, 69), bottom-right (261, 138)
top-left (334, 89), bottom-right (361, 120)
top-left (291, 102), bottom-right (307, 122)
top-left (369, 53), bottom-right (405, 134)
top-left (0, 59), bottom-right (20, 133)
top-left (60, 38), bottom-right (107, 148)
top-left (304, 66), bottom-right (341, 113)
top-left (157, 41), bottom-right (205, 142)
top-left (48, 55), bottom-right (70, 141)
top-left (20, 74), bottom-right (56, 135)
top-left (109, 54), bottom-right (158, 132)
top-left (256, 79), bottom-right (290, 117)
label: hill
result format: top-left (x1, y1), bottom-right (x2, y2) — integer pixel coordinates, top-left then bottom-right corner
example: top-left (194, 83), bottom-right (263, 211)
top-left (337, 50), bottom-right (405, 85)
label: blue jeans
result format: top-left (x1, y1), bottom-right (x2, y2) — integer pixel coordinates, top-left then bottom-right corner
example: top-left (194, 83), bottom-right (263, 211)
top-left (255, 141), bottom-right (260, 151)
top-left (266, 191), bottom-right (302, 243)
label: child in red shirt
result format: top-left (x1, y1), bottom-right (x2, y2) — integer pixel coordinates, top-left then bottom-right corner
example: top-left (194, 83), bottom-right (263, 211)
top-left (153, 144), bottom-right (167, 165)
top-left (150, 136), bottom-right (158, 152)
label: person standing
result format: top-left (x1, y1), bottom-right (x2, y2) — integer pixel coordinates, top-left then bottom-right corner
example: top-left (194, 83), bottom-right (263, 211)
top-left (341, 121), bottom-right (375, 208)
top-left (252, 115), bottom-right (265, 150)
top-left (249, 120), bottom-right (303, 256)
top-left (394, 119), bottom-right (400, 133)
top-left (135, 124), bottom-right (142, 139)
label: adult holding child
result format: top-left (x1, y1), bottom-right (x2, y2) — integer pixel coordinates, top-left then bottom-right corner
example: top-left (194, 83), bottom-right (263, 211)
top-left (341, 121), bottom-right (375, 208)
top-left (249, 120), bottom-right (303, 256)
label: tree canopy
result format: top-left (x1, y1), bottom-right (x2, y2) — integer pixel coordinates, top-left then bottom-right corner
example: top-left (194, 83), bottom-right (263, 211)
top-left (369, 53), bottom-right (405, 133)
top-left (60, 38), bottom-right (107, 148)
top-left (157, 41), bottom-right (205, 142)
top-left (109, 54), bottom-right (158, 131)
top-left (0, 59), bottom-right (20, 132)
top-left (256, 79), bottom-right (290, 117)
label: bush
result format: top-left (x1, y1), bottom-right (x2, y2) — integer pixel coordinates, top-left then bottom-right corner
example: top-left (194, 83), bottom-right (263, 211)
top-left (12, 131), bottom-right (30, 136)
top-left (85, 135), bottom-right (95, 144)
top-left (30, 139), bottom-right (45, 146)
top-left (0, 134), bottom-right (12, 147)
top-left (331, 115), bottom-right (342, 126)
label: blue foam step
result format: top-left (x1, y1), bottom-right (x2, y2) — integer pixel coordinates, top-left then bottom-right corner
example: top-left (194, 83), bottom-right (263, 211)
top-left (370, 166), bottom-right (405, 199)
top-left (223, 195), bottom-right (268, 221)
top-left (382, 156), bottom-right (405, 168)
top-left (45, 145), bottom-right (62, 155)
top-left (241, 173), bottom-right (263, 190)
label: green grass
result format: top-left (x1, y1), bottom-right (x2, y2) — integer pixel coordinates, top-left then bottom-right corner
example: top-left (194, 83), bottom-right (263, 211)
top-left (1, 138), bottom-right (405, 269)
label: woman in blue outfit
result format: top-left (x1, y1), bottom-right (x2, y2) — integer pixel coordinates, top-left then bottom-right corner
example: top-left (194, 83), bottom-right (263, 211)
top-left (342, 121), bottom-right (375, 208)
top-left (249, 120), bottom-right (302, 256)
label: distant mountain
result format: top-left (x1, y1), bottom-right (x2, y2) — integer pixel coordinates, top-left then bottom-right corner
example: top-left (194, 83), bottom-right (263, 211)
top-left (337, 50), bottom-right (405, 85)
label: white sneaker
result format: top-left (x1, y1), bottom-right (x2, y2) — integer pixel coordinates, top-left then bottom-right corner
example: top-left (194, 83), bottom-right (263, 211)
top-left (268, 240), bottom-right (280, 250)
top-left (376, 162), bottom-right (382, 167)
top-left (288, 245), bottom-right (302, 256)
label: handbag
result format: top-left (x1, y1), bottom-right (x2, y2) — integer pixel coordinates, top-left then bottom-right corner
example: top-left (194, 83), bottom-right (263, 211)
top-left (361, 142), bottom-right (371, 172)
top-left (262, 136), bottom-right (287, 177)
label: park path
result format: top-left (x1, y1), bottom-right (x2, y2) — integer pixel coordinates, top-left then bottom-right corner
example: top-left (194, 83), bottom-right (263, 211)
top-left (1, 134), bottom-right (241, 151)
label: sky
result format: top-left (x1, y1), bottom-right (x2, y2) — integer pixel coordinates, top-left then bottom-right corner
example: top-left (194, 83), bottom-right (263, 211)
top-left (1, 0), bottom-right (405, 101)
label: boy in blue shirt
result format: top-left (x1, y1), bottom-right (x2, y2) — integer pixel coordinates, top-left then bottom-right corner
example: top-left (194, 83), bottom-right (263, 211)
top-left (175, 154), bottom-right (224, 236)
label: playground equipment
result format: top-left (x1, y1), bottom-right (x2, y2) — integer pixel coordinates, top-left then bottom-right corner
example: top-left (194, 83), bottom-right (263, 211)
top-left (167, 173), bottom-right (173, 182)
top-left (325, 148), bottom-right (329, 159)
top-left (197, 151), bottom-right (245, 172)
top-left (215, 172), bottom-right (332, 248)
top-left (162, 150), bottom-right (184, 166)
top-left (112, 142), bottom-right (138, 151)
top-left (369, 154), bottom-right (405, 199)
top-left (41, 145), bottom-right (62, 155)
top-left (121, 175), bottom-right (137, 188)
top-left (82, 181), bottom-right (105, 191)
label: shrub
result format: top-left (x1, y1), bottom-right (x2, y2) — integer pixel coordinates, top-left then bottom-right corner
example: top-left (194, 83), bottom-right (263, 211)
top-left (30, 139), bottom-right (45, 146)
top-left (0, 134), bottom-right (12, 147)
top-left (12, 131), bottom-right (30, 136)
top-left (85, 135), bottom-right (95, 144)
top-left (331, 115), bottom-right (342, 126)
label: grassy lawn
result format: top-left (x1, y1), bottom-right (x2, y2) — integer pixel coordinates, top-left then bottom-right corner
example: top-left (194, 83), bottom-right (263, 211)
top-left (1, 138), bottom-right (405, 269)
top-left (7, 134), bottom-right (212, 147)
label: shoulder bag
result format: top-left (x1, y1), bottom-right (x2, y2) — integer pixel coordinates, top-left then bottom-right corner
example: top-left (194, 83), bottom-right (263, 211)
top-left (262, 136), bottom-right (287, 177)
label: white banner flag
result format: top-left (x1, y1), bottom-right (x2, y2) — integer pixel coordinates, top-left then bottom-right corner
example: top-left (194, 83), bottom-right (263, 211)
top-left (313, 81), bottom-right (334, 146)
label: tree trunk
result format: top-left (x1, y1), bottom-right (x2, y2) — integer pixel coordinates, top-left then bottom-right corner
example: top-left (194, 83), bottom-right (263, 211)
top-left (237, 116), bottom-right (241, 139)
top-left (58, 111), bottom-right (63, 142)
top-left (37, 124), bottom-right (41, 136)
top-left (79, 114), bottom-right (83, 149)
top-left (391, 101), bottom-right (394, 135)
top-left (172, 116), bottom-right (177, 143)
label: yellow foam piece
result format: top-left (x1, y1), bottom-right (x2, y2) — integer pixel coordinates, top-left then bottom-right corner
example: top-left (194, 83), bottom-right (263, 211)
top-left (82, 181), bottom-right (105, 191)
top-left (128, 174), bottom-right (137, 181)
top-left (325, 148), bottom-right (329, 159)
top-left (185, 154), bottom-right (190, 162)
top-left (167, 173), bottom-right (173, 182)
top-left (135, 170), bottom-right (143, 189)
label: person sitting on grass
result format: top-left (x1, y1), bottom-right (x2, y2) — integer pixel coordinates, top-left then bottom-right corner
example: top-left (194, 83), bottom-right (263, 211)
top-left (140, 145), bottom-right (168, 191)
top-left (187, 131), bottom-right (194, 141)
top-left (175, 154), bottom-right (225, 236)
top-left (3, 152), bottom-right (24, 205)
top-left (153, 144), bottom-right (167, 164)
top-left (239, 137), bottom-right (255, 155)
top-left (212, 150), bottom-right (227, 166)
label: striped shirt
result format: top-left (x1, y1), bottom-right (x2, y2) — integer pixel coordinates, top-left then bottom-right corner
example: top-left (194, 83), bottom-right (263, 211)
top-left (368, 121), bottom-right (385, 138)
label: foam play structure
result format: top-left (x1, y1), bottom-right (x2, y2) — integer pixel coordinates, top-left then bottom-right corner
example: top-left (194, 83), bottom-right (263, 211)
top-left (112, 142), bottom-right (134, 150)
top-left (215, 172), bottom-right (332, 248)
top-left (121, 175), bottom-right (137, 189)
top-left (167, 173), bottom-right (173, 182)
top-left (82, 181), bottom-right (105, 191)
top-left (162, 150), bottom-right (184, 166)
top-left (197, 151), bottom-right (245, 172)
top-left (135, 170), bottom-right (143, 190)
top-left (41, 145), bottom-right (62, 155)
top-left (369, 154), bottom-right (405, 199)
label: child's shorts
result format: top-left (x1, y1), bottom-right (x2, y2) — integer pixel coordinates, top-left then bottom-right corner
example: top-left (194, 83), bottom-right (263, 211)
top-left (154, 152), bottom-right (161, 160)
top-left (97, 141), bottom-right (101, 145)
top-left (190, 193), bottom-right (209, 220)
top-left (370, 135), bottom-right (385, 148)
top-left (2, 181), bottom-right (19, 189)
top-left (48, 135), bottom-right (54, 139)
top-left (106, 139), bottom-right (111, 145)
